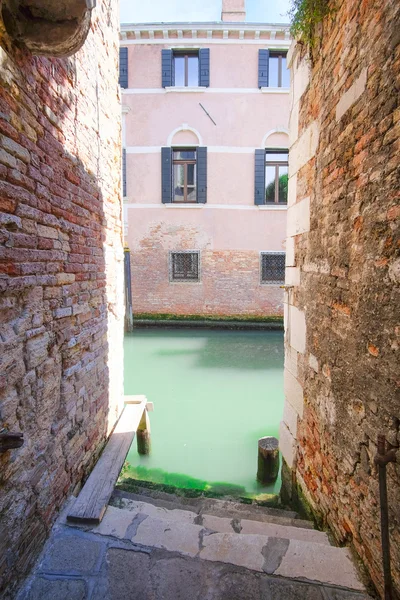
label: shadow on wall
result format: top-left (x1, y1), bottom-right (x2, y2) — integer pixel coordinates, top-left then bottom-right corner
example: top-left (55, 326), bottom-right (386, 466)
top-left (0, 21), bottom-right (123, 599)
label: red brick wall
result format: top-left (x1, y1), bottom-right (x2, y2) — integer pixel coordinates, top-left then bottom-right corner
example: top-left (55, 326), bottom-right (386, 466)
top-left (285, 0), bottom-right (400, 596)
top-left (0, 4), bottom-right (123, 598)
top-left (132, 249), bottom-right (284, 318)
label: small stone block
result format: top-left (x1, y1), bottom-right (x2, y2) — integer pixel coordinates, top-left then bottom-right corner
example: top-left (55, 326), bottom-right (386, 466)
top-left (26, 577), bottom-right (87, 600)
top-left (41, 535), bottom-right (103, 574)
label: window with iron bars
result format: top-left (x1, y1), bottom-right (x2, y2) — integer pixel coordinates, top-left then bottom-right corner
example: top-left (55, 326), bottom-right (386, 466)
top-left (260, 252), bottom-right (285, 284)
top-left (170, 251), bottom-right (200, 282)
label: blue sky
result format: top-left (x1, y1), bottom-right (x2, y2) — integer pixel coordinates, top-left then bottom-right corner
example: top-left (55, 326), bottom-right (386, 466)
top-left (120, 0), bottom-right (291, 24)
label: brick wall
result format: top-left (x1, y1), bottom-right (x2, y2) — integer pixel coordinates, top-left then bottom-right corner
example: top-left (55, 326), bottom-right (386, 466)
top-left (281, 0), bottom-right (400, 597)
top-left (0, 3), bottom-right (123, 598)
top-left (132, 248), bottom-right (284, 318)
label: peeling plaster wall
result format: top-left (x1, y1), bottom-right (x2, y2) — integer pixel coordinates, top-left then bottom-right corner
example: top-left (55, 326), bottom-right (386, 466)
top-left (0, 1), bottom-right (123, 597)
top-left (281, 0), bottom-right (400, 596)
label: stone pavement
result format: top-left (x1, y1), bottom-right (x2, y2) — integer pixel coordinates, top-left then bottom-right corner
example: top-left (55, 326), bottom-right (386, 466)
top-left (17, 496), bottom-right (374, 600)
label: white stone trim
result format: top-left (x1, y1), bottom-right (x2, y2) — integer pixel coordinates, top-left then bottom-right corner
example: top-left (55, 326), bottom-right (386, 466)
top-left (261, 127), bottom-right (290, 148)
top-left (279, 421), bottom-right (297, 469)
top-left (121, 22), bottom-right (290, 34)
top-left (122, 87), bottom-right (289, 94)
top-left (336, 68), bottom-right (368, 121)
top-left (126, 147), bottom-right (161, 154)
top-left (125, 146), bottom-right (288, 155)
top-left (165, 86), bottom-right (207, 93)
top-left (261, 87), bottom-right (290, 94)
top-left (164, 204), bottom-right (204, 209)
top-left (124, 203), bottom-right (288, 211)
top-left (167, 124), bottom-right (203, 146)
top-left (286, 196), bottom-right (310, 237)
top-left (121, 38), bottom-right (291, 47)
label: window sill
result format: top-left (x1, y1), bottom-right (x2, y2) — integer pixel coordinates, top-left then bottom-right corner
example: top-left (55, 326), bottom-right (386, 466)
top-left (260, 282), bottom-right (285, 286)
top-left (260, 87), bottom-right (290, 94)
top-left (165, 86), bottom-right (207, 93)
top-left (258, 205), bottom-right (287, 210)
top-left (169, 280), bottom-right (202, 284)
top-left (164, 203), bottom-right (205, 208)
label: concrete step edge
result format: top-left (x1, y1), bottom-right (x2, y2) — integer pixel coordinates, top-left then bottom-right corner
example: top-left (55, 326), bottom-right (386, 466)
top-left (109, 496), bottom-right (331, 545)
top-left (111, 489), bottom-right (314, 530)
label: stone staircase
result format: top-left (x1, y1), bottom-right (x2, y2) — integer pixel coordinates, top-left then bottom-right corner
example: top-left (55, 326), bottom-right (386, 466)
top-left (97, 487), bottom-right (370, 597)
top-left (19, 486), bottom-right (373, 599)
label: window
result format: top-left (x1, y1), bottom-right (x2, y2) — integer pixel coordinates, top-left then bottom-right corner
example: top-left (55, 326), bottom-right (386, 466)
top-left (173, 149), bottom-right (197, 202)
top-left (170, 251), bottom-right (200, 282)
top-left (162, 49), bottom-right (210, 88)
top-left (162, 147), bottom-right (207, 204)
top-left (174, 52), bottom-right (199, 87)
top-left (265, 150), bottom-right (288, 204)
top-left (261, 252), bottom-right (285, 284)
top-left (269, 51), bottom-right (290, 88)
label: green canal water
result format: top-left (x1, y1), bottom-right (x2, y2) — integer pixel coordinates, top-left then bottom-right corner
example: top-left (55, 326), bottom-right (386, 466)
top-left (123, 328), bottom-right (284, 496)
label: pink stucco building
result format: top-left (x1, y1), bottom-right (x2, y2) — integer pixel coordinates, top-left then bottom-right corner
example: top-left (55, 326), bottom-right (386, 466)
top-left (120, 0), bottom-right (291, 318)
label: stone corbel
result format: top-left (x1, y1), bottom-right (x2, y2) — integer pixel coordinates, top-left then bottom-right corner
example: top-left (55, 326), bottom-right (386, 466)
top-left (1, 0), bottom-right (96, 57)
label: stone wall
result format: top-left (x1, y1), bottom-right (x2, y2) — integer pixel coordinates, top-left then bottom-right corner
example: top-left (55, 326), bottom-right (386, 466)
top-left (281, 0), bottom-right (400, 597)
top-left (0, 2), bottom-right (124, 597)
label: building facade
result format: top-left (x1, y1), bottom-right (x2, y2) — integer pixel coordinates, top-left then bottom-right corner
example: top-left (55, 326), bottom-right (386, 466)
top-left (121, 1), bottom-right (291, 318)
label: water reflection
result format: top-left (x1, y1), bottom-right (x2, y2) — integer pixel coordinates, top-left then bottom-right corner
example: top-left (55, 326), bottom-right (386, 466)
top-left (144, 328), bottom-right (284, 370)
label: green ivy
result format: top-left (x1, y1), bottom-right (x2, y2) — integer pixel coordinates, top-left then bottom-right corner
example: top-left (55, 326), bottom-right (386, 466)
top-left (288, 0), bottom-right (331, 48)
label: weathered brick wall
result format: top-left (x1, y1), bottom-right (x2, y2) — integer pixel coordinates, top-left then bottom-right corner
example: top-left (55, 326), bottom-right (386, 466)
top-left (281, 0), bottom-right (400, 596)
top-left (0, 3), bottom-right (123, 598)
top-left (132, 249), bottom-right (284, 318)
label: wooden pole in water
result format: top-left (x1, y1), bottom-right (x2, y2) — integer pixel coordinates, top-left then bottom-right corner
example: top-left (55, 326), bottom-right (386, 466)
top-left (257, 436), bottom-right (279, 484)
top-left (137, 407), bottom-right (151, 455)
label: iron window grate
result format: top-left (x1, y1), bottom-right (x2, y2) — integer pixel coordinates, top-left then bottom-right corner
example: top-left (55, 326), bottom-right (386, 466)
top-left (170, 251), bottom-right (200, 282)
top-left (261, 252), bottom-right (285, 284)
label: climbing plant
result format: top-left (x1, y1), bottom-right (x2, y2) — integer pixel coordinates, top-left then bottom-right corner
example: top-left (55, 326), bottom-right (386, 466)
top-left (288, 0), bottom-right (331, 48)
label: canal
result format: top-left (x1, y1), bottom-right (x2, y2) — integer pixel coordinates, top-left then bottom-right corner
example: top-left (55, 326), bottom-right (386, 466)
top-left (123, 327), bottom-right (284, 496)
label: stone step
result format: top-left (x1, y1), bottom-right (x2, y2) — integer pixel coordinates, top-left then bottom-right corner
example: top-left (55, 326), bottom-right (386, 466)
top-left (109, 495), bottom-right (331, 545)
top-left (111, 488), bottom-right (315, 530)
top-left (90, 505), bottom-right (365, 592)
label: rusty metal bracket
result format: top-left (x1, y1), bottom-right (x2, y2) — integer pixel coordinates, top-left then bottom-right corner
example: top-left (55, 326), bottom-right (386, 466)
top-left (0, 430), bottom-right (24, 452)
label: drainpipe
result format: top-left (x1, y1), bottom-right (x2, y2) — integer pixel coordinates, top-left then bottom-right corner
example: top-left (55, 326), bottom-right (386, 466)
top-left (1, 0), bottom-right (96, 57)
top-left (374, 434), bottom-right (398, 600)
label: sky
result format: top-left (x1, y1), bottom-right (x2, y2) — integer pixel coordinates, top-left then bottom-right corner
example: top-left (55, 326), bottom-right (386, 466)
top-left (120, 0), bottom-right (291, 25)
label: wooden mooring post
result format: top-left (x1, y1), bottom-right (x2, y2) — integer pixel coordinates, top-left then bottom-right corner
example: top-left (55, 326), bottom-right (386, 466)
top-left (257, 436), bottom-right (279, 484)
top-left (137, 407), bottom-right (151, 455)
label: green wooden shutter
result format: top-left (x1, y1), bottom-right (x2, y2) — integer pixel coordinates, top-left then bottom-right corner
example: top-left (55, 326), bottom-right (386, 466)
top-left (197, 147), bottom-right (207, 203)
top-left (199, 49), bottom-right (210, 87)
top-left (161, 147), bottom-right (172, 203)
top-left (162, 49), bottom-right (173, 87)
top-left (254, 149), bottom-right (265, 205)
top-left (258, 49), bottom-right (269, 88)
top-left (119, 47), bottom-right (128, 88)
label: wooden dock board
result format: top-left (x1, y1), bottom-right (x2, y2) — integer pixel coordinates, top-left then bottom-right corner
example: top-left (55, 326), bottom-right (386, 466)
top-left (67, 400), bottom-right (146, 525)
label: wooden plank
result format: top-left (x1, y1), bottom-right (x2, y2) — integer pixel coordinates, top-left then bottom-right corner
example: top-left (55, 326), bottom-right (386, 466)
top-left (125, 394), bottom-right (147, 404)
top-left (67, 401), bottom-right (146, 525)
